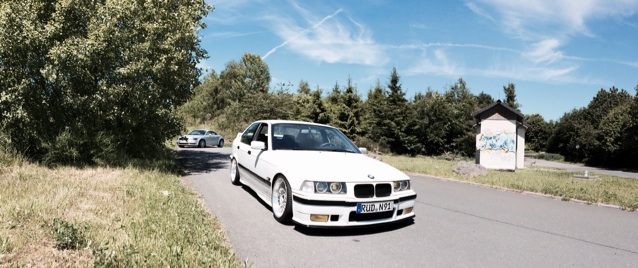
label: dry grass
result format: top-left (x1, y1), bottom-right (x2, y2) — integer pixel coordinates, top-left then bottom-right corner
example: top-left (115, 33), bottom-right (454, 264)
top-left (0, 153), bottom-right (241, 267)
top-left (381, 155), bottom-right (638, 211)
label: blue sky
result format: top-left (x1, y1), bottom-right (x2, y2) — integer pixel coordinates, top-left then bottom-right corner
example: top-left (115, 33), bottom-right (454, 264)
top-left (199, 0), bottom-right (638, 121)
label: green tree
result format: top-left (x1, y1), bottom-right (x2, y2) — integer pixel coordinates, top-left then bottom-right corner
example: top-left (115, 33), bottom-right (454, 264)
top-left (524, 114), bottom-right (553, 152)
top-left (622, 86), bottom-right (638, 167)
top-left (324, 78), bottom-right (362, 139)
top-left (361, 80), bottom-right (390, 152)
top-left (292, 80), bottom-right (311, 121)
top-left (340, 78), bottom-right (363, 138)
top-left (585, 87), bottom-right (633, 166)
top-left (547, 108), bottom-right (595, 162)
top-left (179, 70), bottom-right (226, 122)
top-left (412, 90), bottom-right (456, 155)
top-left (0, 0), bottom-right (211, 164)
top-left (477, 91), bottom-right (494, 108)
top-left (503, 83), bottom-right (520, 110)
top-left (385, 67), bottom-right (413, 154)
top-left (304, 88), bottom-right (329, 124)
top-left (444, 78), bottom-right (478, 156)
top-left (219, 53), bottom-right (270, 102)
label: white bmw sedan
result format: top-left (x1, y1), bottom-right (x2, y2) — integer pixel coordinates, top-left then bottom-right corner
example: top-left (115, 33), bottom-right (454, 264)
top-left (229, 120), bottom-right (416, 228)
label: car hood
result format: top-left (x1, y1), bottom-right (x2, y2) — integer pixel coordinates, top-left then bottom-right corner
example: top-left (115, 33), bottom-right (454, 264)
top-left (180, 134), bottom-right (206, 138)
top-left (270, 151), bottom-right (409, 182)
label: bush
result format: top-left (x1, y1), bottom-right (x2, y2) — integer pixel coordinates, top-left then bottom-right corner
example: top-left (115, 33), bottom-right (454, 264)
top-left (354, 136), bottom-right (389, 154)
top-left (51, 218), bottom-right (88, 250)
top-left (534, 152), bottom-right (564, 162)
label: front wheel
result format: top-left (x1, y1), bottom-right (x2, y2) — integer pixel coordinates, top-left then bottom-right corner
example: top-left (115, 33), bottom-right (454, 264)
top-left (198, 139), bottom-right (206, 148)
top-left (271, 176), bottom-right (293, 223)
top-left (230, 158), bottom-right (241, 185)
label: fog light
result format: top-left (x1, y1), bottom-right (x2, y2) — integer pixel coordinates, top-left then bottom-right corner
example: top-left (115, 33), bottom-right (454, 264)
top-left (310, 214), bottom-right (329, 222)
top-left (403, 207), bottom-right (413, 215)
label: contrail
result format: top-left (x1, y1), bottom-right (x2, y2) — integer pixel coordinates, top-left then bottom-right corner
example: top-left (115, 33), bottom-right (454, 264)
top-left (263, 9), bottom-right (343, 59)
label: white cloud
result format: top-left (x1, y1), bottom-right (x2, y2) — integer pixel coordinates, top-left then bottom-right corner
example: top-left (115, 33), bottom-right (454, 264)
top-left (406, 49), bottom-right (461, 77)
top-left (206, 31), bottom-right (267, 40)
top-left (400, 42), bottom-right (585, 84)
top-left (458, 0), bottom-right (638, 85)
top-left (262, 4), bottom-right (387, 65)
top-left (524, 38), bottom-right (564, 64)
top-left (465, 2), bottom-right (495, 21)
top-left (474, 0), bottom-right (638, 37)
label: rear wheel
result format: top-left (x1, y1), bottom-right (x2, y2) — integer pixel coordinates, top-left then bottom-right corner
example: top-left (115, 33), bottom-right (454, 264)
top-left (198, 140), bottom-right (206, 148)
top-left (271, 176), bottom-right (292, 223)
top-left (230, 158), bottom-right (241, 185)
top-left (218, 139), bottom-right (225, 147)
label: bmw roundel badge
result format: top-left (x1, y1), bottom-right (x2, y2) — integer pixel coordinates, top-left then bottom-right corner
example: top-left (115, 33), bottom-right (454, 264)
top-left (368, 174), bottom-right (375, 179)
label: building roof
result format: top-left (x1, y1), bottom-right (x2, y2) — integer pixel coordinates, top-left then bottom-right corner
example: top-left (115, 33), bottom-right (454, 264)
top-left (471, 100), bottom-right (529, 128)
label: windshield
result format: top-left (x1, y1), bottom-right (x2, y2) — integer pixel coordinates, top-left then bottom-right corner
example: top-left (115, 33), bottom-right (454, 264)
top-left (271, 123), bottom-right (360, 153)
top-left (188, 130), bottom-right (205, 135)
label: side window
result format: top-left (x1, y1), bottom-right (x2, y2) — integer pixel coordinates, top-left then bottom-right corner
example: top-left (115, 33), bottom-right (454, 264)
top-left (256, 123), bottom-right (269, 149)
top-left (240, 123), bottom-right (260, 145)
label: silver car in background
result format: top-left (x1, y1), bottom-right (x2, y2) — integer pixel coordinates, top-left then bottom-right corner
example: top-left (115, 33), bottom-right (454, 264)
top-left (177, 129), bottom-right (224, 148)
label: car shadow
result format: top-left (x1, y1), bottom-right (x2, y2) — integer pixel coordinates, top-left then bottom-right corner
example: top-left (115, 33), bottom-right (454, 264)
top-left (239, 185), bottom-right (297, 227)
top-left (293, 219), bottom-right (415, 236)
top-left (176, 148), bottom-right (229, 175)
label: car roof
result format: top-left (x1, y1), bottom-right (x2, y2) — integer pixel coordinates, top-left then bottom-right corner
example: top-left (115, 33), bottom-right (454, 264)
top-left (253, 120), bottom-right (333, 128)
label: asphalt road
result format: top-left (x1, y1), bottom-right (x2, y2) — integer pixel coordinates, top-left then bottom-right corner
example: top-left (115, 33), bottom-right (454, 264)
top-left (524, 158), bottom-right (638, 179)
top-left (179, 148), bottom-right (638, 267)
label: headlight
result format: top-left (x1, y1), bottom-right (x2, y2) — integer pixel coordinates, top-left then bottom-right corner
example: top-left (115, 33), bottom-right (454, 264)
top-left (316, 182), bottom-right (328, 193)
top-left (300, 181), bottom-right (346, 194)
top-left (300, 181), bottom-right (314, 193)
top-left (394, 180), bottom-right (411, 191)
top-left (329, 182), bottom-right (343, 194)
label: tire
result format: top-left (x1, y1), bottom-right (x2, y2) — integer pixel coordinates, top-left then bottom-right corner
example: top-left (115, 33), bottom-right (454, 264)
top-left (230, 158), bottom-right (241, 185)
top-left (218, 139), bottom-right (225, 148)
top-left (198, 139), bottom-right (206, 148)
top-left (271, 176), bottom-right (293, 223)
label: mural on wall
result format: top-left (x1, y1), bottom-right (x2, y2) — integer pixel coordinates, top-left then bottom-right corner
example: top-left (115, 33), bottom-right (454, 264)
top-left (477, 129), bottom-right (516, 153)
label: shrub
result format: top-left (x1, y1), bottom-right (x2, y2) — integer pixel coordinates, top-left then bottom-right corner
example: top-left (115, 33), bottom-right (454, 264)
top-left (51, 218), bottom-right (88, 250)
top-left (535, 153), bottom-right (564, 162)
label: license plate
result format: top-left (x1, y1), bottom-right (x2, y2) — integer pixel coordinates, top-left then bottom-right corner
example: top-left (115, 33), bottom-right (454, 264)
top-left (356, 201), bottom-right (394, 214)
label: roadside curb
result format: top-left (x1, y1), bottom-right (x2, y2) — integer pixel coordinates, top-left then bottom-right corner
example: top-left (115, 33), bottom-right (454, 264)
top-left (406, 172), bottom-right (634, 213)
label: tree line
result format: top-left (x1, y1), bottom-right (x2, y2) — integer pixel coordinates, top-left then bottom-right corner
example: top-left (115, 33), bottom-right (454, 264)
top-left (182, 53), bottom-right (638, 169)
top-left (181, 53), bottom-right (516, 157)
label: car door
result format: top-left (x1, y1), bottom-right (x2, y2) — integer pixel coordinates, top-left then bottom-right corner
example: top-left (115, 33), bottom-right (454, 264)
top-left (236, 122), bottom-right (261, 185)
top-left (243, 123), bottom-right (272, 197)
top-left (206, 130), bottom-right (220, 146)
top-left (203, 130), bottom-right (214, 146)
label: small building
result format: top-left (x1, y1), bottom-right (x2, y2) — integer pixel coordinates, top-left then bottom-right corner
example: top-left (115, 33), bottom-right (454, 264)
top-left (471, 100), bottom-right (528, 170)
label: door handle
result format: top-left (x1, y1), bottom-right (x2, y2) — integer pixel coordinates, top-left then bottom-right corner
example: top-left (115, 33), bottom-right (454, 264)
top-left (248, 151), bottom-right (251, 155)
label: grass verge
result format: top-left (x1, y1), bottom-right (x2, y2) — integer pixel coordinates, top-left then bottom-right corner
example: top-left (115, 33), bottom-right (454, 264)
top-left (0, 151), bottom-right (241, 267)
top-left (381, 155), bottom-right (638, 211)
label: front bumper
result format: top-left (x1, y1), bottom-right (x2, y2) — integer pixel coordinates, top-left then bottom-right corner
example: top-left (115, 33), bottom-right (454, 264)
top-left (291, 192), bottom-right (417, 227)
top-left (177, 139), bottom-right (198, 146)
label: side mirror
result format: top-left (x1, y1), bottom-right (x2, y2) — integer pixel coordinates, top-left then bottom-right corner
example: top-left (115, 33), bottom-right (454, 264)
top-left (359, 147), bottom-right (368, 154)
top-left (251, 141), bottom-right (266, 151)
